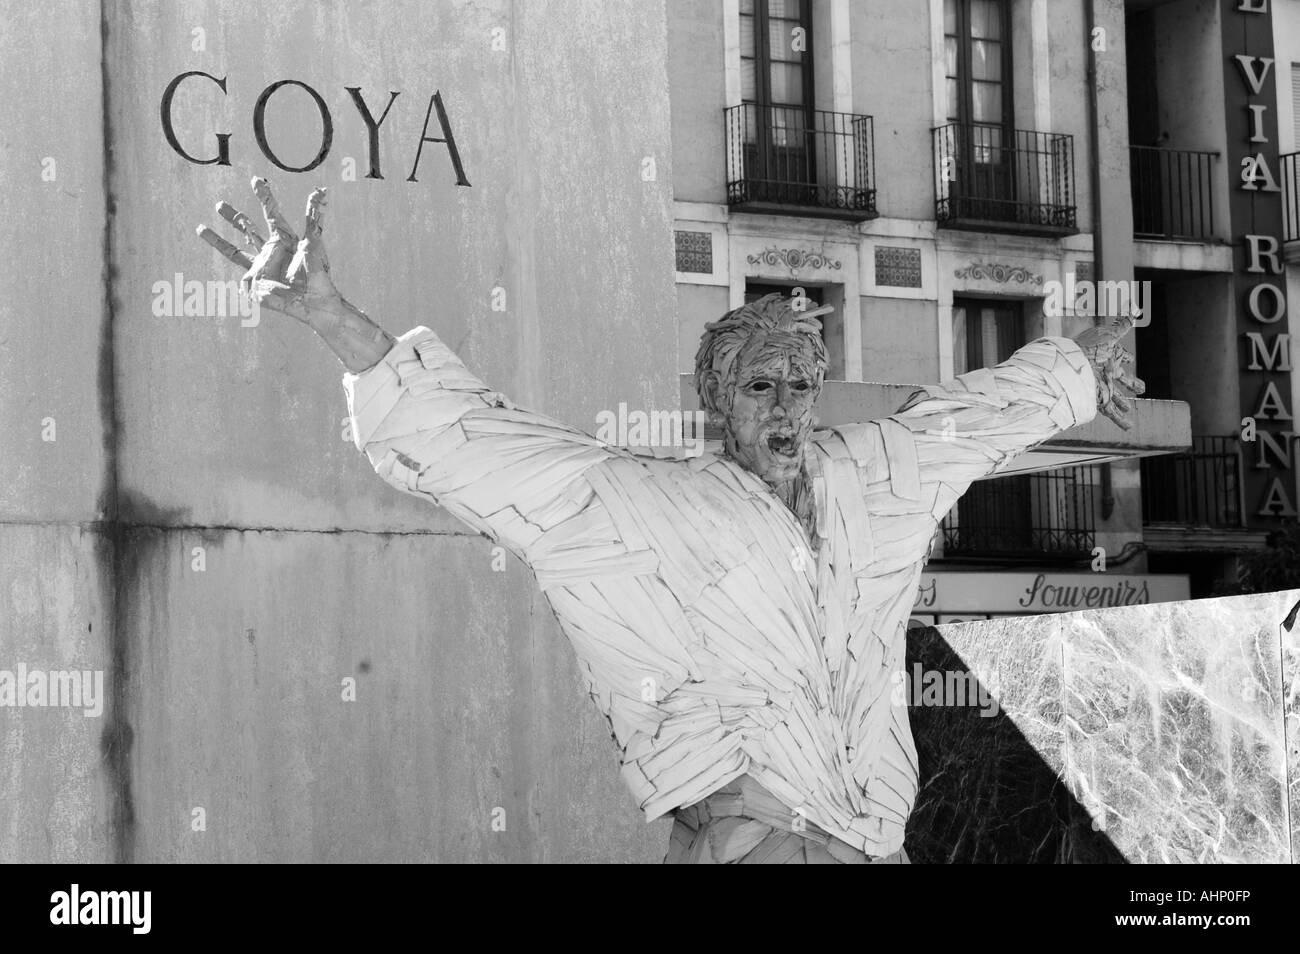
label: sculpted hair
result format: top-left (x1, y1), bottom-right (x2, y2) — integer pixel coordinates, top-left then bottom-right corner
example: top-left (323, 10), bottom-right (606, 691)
top-left (694, 293), bottom-right (831, 415)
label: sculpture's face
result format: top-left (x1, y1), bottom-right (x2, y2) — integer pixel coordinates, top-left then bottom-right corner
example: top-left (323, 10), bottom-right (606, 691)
top-left (720, 333), bottom-right (820, 485)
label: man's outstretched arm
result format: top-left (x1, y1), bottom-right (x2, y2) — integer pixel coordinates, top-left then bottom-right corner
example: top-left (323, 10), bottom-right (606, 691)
top-left (197, 179), bottom-right (618, 559)
top-left (880, 317), bottom-right (1144, 516)
top-left (822, 317), bottom-right (1143, 570)
top-left (341, 325), bottom-right (619, 558)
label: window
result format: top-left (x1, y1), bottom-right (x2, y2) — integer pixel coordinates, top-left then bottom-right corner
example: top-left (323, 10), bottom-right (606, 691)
top-left (740, 0), bottom-right (815, 195)
top-left (726, 0), bottom-right (875, 219)
top-left (952, 298), bottom-right (1023, 375)
top-left (945, 0), bottom-right (1012, 131)
top-left (741, 0), bottom-right (813, 114)
top-left (935, 0), bottom-right (1075, 233)
top-left (944, 0), bottom-right (1013, 199)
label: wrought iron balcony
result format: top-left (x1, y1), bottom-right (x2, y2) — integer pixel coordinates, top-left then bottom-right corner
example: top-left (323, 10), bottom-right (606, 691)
top-left (1130, 146), bottom-right (1218, 241)
top-left (932, 122), bottom-right (1077, 236)
top-left (1283, 151), bottom-right (1300, 245)
top-left (724, 103), bottom-right (877, 221)
top-left (1140, 435), bottom-right (1243, 529)
top-left (939, 466), bottom-right (1098, 560)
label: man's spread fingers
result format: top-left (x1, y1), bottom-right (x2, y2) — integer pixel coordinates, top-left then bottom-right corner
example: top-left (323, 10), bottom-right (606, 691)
top-left (304, 188), bottom-right (327, 240)
top-left (1120, 371), bottom-right (1145, 396)
top-left (197, 225), bottom-right (254, 270)
top-left (252, 177), bottom-right (297, 241)
top-left (216, 201), bottom-right (266, 249)
top-left (302, 188), bottom-right (331, 271)
top-left (1104, 403), bottom-right (1135, 431)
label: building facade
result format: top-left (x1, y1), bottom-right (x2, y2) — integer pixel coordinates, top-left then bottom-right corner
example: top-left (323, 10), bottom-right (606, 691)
top-left (1129, 0), bottom-right (1297, 592)
top-left (668, 0), bottom-right (1299, 613)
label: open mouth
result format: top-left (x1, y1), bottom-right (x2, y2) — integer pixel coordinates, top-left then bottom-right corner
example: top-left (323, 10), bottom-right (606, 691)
top-left (766, 433), bottom-right (799, 459)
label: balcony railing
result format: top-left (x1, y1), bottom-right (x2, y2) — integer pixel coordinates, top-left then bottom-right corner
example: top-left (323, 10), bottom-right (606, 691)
top-left (1283, 151), bottom-right (1300, 244)
top-left (1140, 435), bottom-right (1243, 529)
top-left (940, 466), bottom-right (1098, 559)
top-left (1130, 146), bottom-right (1218, 241)
top-left (724, 103), bottom-right (877, 221)
top-left (932, 122), bottom-right (1077, 235)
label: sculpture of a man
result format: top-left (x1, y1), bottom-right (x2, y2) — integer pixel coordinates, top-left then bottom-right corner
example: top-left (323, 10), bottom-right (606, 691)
top-left (198, 180), bottom-right (1143, 863)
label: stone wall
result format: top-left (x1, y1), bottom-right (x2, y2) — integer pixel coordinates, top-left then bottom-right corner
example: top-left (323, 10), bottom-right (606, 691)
top-left (1, 0), bottom-right (678, 863)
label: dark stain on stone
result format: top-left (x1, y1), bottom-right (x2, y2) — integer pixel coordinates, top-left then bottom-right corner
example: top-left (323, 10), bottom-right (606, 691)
top-left (93, 497), bottom-right (189, 866)
top-left (357, 659), bottom-right (372, 674)
top-left (96, 8), bottom-right (209, 866)
top-left (118, 490), bottom-right (195, 530)
top-left (91, 519), bottom-right (129, 865)
top-left (94, 0), bottom-right (130, 866)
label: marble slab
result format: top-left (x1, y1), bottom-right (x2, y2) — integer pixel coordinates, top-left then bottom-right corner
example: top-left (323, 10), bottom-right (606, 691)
top-left (905, 621), bottom-right (1122, 863)
top-left (905, 590), bottom-right (1299, 864)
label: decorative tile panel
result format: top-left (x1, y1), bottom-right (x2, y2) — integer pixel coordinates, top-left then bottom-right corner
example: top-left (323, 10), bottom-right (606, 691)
top-left (674, 230), bottom-right (713, 274)
top-left (875, 246), bottom-right (923, 288)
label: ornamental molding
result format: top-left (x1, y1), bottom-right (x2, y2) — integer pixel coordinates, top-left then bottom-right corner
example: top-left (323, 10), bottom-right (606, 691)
top-left (953, 261), bottom-right (1044, 286)
top-left (746, 246), bottom-right (842, 276)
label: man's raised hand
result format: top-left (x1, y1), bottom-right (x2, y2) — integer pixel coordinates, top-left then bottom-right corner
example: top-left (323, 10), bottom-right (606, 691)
top-left (1073, 314), bottom-right (1146, 432)
top-left (196, 177), bottom-right (341, 324)
top-left (195, 176), bottom-right (395, 373)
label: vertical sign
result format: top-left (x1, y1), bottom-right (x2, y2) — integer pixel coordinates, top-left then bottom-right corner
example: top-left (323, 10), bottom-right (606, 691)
top-left (1223, 0), bottom-right (1296, 521)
